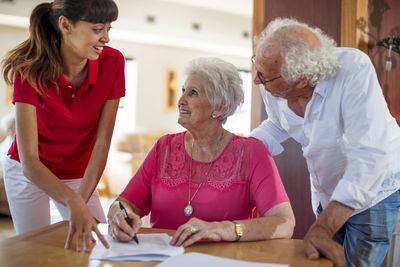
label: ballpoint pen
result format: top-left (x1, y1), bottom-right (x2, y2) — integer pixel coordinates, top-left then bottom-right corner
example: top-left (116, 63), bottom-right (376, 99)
top-left (119, 201), bottom-right (139, 244)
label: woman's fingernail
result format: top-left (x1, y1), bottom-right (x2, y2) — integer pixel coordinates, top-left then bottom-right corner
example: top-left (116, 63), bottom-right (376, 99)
top-left (309, 252), bottom-right (317, 259)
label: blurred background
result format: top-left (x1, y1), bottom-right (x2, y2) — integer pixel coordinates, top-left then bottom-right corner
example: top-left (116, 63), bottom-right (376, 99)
top-left (0, 0), bottom-right (254, 237)
top-left (0, 2), bottom-right (399, 265)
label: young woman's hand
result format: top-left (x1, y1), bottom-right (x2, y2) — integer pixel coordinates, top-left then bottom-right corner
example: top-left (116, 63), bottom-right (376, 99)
top-left (64, 196), bottom-right (109, 252)
top-left (170, 217), bottom-right (236, 247)
top-left (107, 200), bottom-right (142, 242)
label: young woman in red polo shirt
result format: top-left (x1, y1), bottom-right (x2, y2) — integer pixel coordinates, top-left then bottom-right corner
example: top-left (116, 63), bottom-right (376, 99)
top-left (1, 0), bottom-right (124, 252)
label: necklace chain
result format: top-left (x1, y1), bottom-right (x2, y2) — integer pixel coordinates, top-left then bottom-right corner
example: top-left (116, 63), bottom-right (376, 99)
top-left (185, 130), bottom-right (224, 216)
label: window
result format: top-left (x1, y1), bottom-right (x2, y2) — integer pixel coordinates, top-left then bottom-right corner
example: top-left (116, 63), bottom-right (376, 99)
top-left (224, 70), bottom-right (252, 136)
top-left (114, 57), bottom-right (137, 134)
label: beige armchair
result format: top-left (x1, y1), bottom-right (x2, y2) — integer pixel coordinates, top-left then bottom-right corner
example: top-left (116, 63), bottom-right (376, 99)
top-left (116, 132), bottom-right (165, 175)
top-left (102, 132), bottom-right (165, 197)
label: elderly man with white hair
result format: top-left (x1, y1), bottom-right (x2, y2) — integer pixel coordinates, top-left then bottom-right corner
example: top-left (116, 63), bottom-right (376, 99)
top-left (251, 18), bottom-right (400, 267)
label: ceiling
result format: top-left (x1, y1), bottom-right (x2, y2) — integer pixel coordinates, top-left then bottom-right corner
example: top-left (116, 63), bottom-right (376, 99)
top-left (0, 0), bottom-right (253, 57)
top-left (158, 0), bottom-right (253, 17)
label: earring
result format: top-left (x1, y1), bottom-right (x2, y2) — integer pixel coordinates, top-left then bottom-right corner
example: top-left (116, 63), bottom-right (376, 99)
top-left (212, 114), bottom-right (217, 119)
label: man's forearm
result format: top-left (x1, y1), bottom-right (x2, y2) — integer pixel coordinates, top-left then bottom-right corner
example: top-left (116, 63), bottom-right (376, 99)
top-left (315, 201), bottom-right (355, 235)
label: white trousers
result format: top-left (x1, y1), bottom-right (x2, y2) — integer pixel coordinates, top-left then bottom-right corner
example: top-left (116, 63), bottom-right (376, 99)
top-left (3, 156), bottom-right (106, 235)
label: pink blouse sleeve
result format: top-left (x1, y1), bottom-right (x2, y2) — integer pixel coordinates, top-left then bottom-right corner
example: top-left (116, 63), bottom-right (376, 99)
top-left (249, 138), bottom-right (290, 216)
top-left (120, 139), bottom-right (159, 215)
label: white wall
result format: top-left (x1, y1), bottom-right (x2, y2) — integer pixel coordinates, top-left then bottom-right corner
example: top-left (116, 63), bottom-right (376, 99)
top-left (109, 39), bottom-right (250, 132)
top-left (112, 0), bottom-right (251, 57)
top-left (0, 25), bottom-right (28, 118)
top-left (0, 0), bottom-right (252, 57)
top-left (0, 0), bottom-right (252, 133)
top-left (0, 27), bottom-right (250, 133)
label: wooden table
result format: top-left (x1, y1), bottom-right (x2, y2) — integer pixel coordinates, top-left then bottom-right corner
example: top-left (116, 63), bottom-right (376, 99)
top-left (0, 221), bottom-right (333, 267)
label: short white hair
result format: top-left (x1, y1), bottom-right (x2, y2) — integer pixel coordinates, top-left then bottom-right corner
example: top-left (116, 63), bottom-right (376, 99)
top-left (255, 18), bottom-right (340, 86)
top-left (183, 57), bottom-right (244, 124)
top-left (1, 113), bottom-right (15, 131)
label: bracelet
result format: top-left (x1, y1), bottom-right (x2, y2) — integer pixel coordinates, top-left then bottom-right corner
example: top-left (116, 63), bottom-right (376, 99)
top-left (233, 221), bottom-right (243, 242)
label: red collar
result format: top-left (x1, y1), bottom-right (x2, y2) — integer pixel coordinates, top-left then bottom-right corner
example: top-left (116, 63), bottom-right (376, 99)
top-left (57, 58), bottom-right (99, 86)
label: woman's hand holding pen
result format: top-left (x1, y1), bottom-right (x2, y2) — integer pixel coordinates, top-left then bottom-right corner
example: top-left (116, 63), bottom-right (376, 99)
top-left (64, 195), bottom-right (110, 252)
top-left (108, 200), bottom-right (142, 242)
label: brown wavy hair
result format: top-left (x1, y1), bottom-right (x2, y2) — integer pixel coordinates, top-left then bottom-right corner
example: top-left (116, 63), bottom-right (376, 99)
top-left (1, 0), bottom-right (118, 95)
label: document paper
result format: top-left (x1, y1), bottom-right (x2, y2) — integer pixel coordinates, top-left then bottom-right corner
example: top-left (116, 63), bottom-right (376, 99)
top-left (90, 233), bottom-right (184, 261)
top-left (156, 252), bottom-right (289, 267)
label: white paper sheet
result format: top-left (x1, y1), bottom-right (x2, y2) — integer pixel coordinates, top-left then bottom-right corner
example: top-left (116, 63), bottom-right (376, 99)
top-left (155, 252), bottom-right (289, 267)
top-left (89, 233), bottom-right (184, 261)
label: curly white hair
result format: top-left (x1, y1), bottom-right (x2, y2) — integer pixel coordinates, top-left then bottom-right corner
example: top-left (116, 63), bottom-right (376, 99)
top-left (255, 18), bottom-right (340, 86)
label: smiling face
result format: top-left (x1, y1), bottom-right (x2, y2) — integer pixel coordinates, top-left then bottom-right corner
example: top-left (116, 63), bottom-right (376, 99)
top-left (60, 18), bottom-right (111, 61)
top-left (178, 73), bottom-right (215, 131)
top-left (253, 52), bottom-right (298, 99)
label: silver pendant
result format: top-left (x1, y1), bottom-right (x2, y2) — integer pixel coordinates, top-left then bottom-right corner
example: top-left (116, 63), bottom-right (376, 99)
top-left (184, 204), bottom-right (193, 216)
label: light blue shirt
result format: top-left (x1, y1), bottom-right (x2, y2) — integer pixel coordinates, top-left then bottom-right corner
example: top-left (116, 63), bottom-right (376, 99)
top-left (251, 47), bottom-right (400, 216)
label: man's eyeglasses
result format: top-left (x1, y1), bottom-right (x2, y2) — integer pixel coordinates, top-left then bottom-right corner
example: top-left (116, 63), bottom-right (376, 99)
top-left (251, 56), bottom-right (282, 84)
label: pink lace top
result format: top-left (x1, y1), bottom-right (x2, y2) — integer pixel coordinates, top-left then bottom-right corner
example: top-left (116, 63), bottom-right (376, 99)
top-left (121, 132), bottom-right (289, 230)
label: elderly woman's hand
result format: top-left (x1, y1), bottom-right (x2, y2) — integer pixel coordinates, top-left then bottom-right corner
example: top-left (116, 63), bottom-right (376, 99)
top-left (170, 218), bottom-right (236, 247)
top-left (107, 200), bottom-right (142, 242)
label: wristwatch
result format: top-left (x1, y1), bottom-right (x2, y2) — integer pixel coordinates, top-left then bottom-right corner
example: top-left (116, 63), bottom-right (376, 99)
top-left (233, 221), bottom-right (243, 241)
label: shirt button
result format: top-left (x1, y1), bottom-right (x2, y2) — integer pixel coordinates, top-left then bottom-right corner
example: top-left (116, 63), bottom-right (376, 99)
top-left (72, 94), bottom-right (75, 98)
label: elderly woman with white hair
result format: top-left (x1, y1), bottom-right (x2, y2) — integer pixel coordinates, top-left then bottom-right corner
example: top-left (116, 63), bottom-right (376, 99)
top-left (108, 57), bottom-right (295, 247)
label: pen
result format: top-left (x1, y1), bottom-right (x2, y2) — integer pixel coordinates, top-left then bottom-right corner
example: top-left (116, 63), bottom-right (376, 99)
top-left (119, 201), bottom-right (139, 244)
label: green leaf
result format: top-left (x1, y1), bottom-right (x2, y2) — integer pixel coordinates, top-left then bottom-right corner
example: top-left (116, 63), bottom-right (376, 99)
top-left (383, 37), bottom-right (390, 44)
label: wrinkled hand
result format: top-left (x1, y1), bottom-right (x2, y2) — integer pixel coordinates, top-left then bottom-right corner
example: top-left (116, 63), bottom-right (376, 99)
top-left (107, 201), bottom-right (142, 242)
top-left (64, 197), bottom-right (109, 253)
top-left (170, 218), bottom-right (235, 247)
top-left (303, 223), bottom-right (344, 267)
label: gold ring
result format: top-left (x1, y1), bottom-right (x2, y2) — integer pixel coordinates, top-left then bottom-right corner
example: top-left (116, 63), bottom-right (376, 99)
top-left (189, 226), bottom-right (197, 234)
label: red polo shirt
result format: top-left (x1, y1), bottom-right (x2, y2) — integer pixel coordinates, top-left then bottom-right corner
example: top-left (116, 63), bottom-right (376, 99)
top-left (9, 46), bottom-right (125, 179)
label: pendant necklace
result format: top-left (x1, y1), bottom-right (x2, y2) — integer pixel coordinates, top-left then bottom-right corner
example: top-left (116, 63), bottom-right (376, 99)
top-left (184, 131), bottom-right (224, 216)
